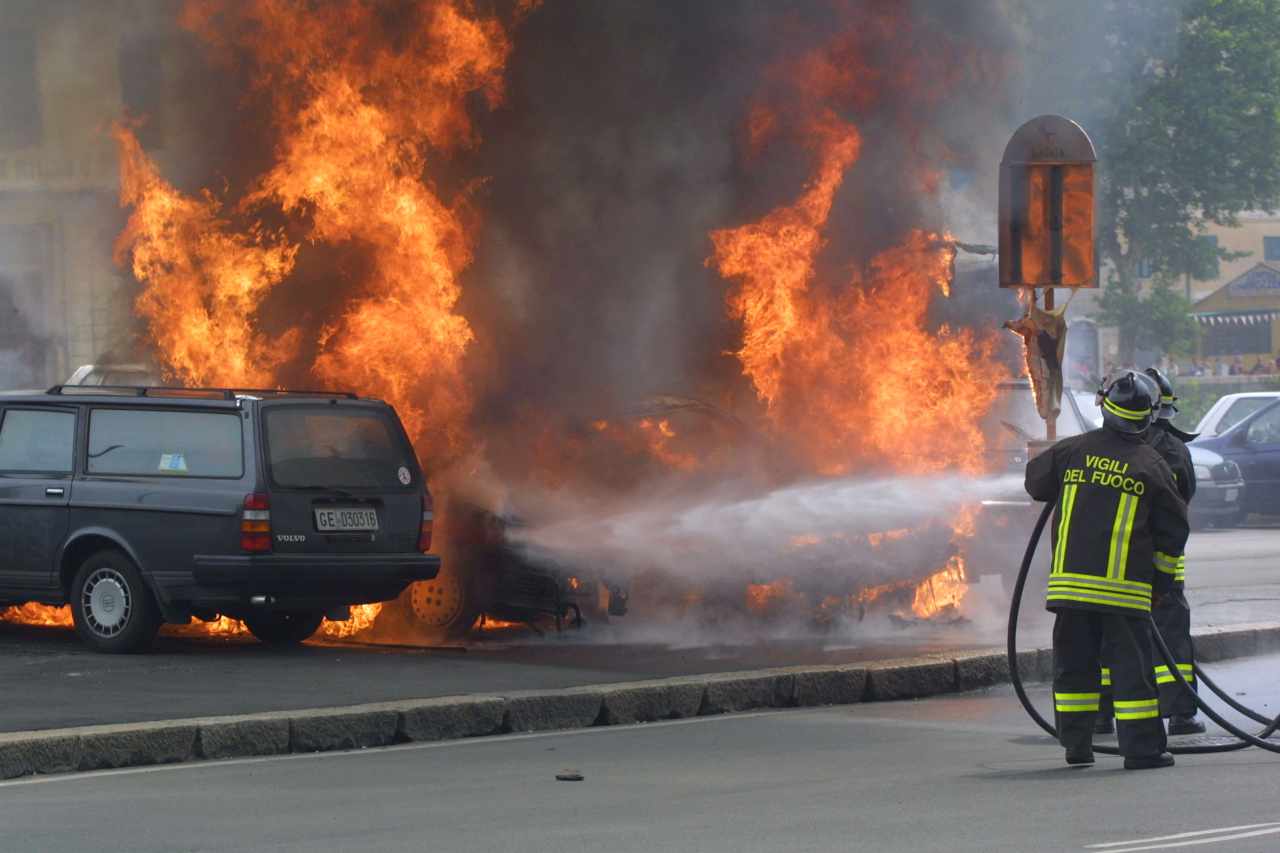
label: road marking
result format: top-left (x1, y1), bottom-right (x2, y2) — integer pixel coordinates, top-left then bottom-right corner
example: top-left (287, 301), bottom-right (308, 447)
top-left (1087, 822), bottom-right (1280, 852)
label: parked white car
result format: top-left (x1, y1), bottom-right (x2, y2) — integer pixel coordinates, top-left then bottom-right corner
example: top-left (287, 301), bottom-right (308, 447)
top-left (1195, 392), bottom-right (1280, 438)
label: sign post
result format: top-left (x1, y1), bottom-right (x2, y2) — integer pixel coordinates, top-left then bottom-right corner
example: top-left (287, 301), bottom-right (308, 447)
top-left (999, 115), bottom-right (1098, 445)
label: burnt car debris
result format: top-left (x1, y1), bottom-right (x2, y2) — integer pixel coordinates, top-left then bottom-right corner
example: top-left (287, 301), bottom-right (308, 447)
top-left (382, 498), bottom-right (628, 639)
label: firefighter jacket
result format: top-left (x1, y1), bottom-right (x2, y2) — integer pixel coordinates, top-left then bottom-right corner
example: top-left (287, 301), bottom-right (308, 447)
top-left (1148, 422), bottom-right (1195, 586)
top-left (1025, 428), bottom-right (1189, 615)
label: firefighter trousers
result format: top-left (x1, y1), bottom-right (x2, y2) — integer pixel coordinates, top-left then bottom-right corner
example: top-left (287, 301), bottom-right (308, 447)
top-left (1098, 589), bottom-right (1197, 719)
top-left (1053, 609), bottom-right (1167, 758)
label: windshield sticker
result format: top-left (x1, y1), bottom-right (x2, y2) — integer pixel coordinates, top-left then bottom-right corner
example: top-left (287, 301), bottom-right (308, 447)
top-left (398, 466), bottom-right (411, 485)
top-left (158, 453), bottom-right (188, 473)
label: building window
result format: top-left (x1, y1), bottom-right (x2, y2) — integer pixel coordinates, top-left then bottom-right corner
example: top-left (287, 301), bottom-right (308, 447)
top-left (1135, 258), bottom-right (1154, 279)
top-left (118, 35), bottom-right (167, 150)
top-left (1265, 236), bottom-right (1280, 262)
top-left (1197, 234), bottom-right (1220, 279)
top-left (1202, 317), bottom-right (1273, 356)
top-left (0, 30), bottom-right (42, 149)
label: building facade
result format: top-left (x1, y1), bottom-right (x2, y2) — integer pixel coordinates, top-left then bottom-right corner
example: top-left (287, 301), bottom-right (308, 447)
top-left (0, 1), bottom-right (189, 387)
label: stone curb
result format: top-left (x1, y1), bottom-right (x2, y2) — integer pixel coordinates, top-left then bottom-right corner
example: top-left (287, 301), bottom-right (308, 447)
top-left (2, 621), bottom-right (1276, 781)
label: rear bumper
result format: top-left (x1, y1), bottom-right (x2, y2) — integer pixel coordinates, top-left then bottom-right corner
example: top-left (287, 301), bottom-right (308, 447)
top-left (1191, 480), bottom-right (1244, 521)
top-left (192, 552), bottom-right (440, 586)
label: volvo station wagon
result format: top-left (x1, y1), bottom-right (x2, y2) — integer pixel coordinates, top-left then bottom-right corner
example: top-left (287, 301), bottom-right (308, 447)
top-left (0, 385), bottom-right (440, 652)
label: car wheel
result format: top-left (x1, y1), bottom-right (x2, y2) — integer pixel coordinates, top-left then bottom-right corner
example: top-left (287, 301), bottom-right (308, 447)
top-left (243, 611), bottom-right (325, 646)
top-left (70, 550), bottom-right (161, 654)
top-left (405, 561), bottom-right (480, 639)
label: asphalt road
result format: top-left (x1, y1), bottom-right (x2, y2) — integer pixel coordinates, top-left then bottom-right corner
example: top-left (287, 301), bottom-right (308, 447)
top-left (0, 622), bottom-right (970, 733)
top-left (3, 653), bottom-right (1279, 853)
top-left (1184, 522), bottom-right (1280, 626)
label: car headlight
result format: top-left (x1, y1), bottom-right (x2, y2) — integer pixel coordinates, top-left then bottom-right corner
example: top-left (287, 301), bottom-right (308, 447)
top-left (1194, 465), bottom-right (1212, 481)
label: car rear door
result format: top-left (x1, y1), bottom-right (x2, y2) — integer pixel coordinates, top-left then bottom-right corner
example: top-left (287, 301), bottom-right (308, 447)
top-left (1238, 402), bottom-right (1280, 513)
top-left (257, 401), bottom-right (423, 556)
top-left (0, 405), bottom-right (76, 597)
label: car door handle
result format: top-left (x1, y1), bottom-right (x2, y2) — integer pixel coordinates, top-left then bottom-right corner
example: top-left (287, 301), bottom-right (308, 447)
top-left (45, 487), bottom-right (65, 497)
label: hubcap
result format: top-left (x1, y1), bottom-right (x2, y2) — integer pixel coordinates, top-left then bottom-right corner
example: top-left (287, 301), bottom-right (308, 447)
top-left (82, 568), bottom-right (132, 637)
top-left (408, 568), bottom-right (465, 628)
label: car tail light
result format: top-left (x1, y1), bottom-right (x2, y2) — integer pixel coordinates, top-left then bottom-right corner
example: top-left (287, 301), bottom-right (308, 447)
top-left (241, 493), bottom-right (272, 553)
top-left (418, 490), bottom-right (434, 552)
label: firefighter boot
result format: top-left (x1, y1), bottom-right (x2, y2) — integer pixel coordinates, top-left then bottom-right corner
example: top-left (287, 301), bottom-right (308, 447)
top-left (1168, 714), bottom-right (1206, 736)
top-left (1065, 745), bottom-right (1095, 766)
top-left (1123, 752), bottom-right (1175, 770)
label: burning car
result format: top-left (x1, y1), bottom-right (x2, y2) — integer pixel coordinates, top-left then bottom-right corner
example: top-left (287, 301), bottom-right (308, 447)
top-left (381, 498), bottom-right (626, 640)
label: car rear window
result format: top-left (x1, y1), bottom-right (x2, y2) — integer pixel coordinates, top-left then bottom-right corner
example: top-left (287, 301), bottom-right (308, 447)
top-left (88, 409), bottom-right (243, 478)
top-left (1222, 398), bottom-right (1276, 434)
top-left (264, 406), bottom-right (416, 490)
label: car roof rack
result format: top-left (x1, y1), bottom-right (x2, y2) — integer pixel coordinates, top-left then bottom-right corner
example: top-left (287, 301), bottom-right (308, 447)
top-left (46, 385), bottom-right (359, 400)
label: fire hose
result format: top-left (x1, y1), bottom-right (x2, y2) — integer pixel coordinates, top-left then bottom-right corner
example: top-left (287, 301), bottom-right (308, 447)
top-left (1007, 501), bottom-right (1280, 756)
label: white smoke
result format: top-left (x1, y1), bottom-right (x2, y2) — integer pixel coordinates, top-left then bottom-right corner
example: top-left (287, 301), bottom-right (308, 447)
top-left (511, 473), bottom-right (1024, 582)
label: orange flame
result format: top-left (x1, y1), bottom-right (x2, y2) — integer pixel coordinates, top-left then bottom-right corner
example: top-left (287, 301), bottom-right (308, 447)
top-left (115, 0), bottom-right (516, 467)
top-left (105, 1), bottom-right (524, 644)
top-left (0, 603), bottom-right (73, 628)
top-left (908, 555), bottom-right (967, 620)
top-left (745, 578), bottom-right (801, 616)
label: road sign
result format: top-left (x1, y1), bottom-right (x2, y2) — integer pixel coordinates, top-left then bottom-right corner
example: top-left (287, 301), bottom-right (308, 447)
top-left (999, 115), bottom-right (1097, 288)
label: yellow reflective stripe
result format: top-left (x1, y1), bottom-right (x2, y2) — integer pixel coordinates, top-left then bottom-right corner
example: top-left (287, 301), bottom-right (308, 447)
top-left (1100, 666), bottom-right (1112, 687)
top-left (1116, 494), bottom-right (1137, 580)
top-left (1047, 580), bottom-right (1151, 604)
top-left (1055, 692), bottom-right (1101, 712)
top-left (1116, 708), bottom-right (1160, 720)
top-left (1115, 698), bottom-right (1158, 709)
top-left (1107, 493), bottom-right (1137, 580)
top-left (1046, 590), bottom-right (1151, 611)
top-left (1154, 664), bottom-right (1194, 684)
top-left (1050, 572), bottom-right (1151, 592)
top-left (1053, 484), bottom-right (1077, 575)
top-left (1104, 399), bottom-right (1151, 420)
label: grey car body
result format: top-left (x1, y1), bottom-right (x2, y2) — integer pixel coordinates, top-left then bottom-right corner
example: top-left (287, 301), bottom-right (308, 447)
top-left (0, 386), bottom-right (439, 650)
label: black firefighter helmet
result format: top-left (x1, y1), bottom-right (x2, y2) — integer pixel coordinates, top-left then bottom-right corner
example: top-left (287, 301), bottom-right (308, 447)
top-left (1144, 366), bottom-right (1200, 441)
top-left (1097, 369), bottom-right (1155, 434)
top-left (1144, 367), bottom-right (1178, 421)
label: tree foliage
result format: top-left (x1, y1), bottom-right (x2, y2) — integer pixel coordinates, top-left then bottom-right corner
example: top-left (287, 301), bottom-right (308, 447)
top-left (1021, 0), bottom-right (1280, 358)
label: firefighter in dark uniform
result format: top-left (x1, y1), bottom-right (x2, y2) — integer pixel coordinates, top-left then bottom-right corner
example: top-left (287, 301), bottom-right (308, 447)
top-left (1096, 369), bottom-right (1203, 736)
top-left (1145, 367), bottom-right (1204, 734)
top-left (1025, 370), bottom-right (1189, 769)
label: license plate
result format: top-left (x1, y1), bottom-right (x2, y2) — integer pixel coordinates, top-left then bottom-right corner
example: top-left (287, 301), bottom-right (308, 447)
top-left (1225, 488), bottom-right (1239, 502)
top-left (314, 507), bottom-right (379, 532)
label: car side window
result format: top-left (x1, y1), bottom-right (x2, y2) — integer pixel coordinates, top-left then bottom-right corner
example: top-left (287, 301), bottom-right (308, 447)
top-left (87, 409), bottom-right (244, 478)
top-left (0, 409), bottom-right (76, 474)
top-left (1224, 399), bottom-right (1272, 433)
top-left (1246, 406), bottom-right (1280, 446)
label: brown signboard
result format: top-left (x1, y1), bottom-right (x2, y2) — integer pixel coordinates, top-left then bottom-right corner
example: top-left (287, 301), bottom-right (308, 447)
top-left (999, 115), bottom-right (1097, 288)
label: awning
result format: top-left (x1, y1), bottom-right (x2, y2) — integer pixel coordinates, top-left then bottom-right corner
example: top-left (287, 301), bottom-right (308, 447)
top-left (1194, 311), bottom-right (1280, 326)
